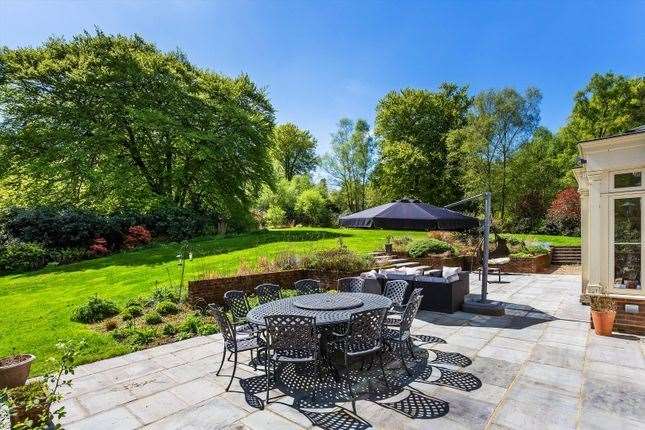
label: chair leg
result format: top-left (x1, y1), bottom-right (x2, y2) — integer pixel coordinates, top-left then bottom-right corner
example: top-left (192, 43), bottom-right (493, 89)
top-left (226, 351), bottom-right (238, 392)
top-left (400, 344), bottom-right (412, 376)
top-left (250, 349), bottom-right (256, 370)
top-left (216, 346), bottom-right (227, 376)
top-left (377, 352), bottom-right (389, 388)
top-left (265, 361), bottom-right (271, 404)
top-left (406, 339), bottom-right (416, 360)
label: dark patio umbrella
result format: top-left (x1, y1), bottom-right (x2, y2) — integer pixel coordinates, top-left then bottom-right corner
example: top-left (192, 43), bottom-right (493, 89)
top-left (338, 199), bottom-right (479, 231)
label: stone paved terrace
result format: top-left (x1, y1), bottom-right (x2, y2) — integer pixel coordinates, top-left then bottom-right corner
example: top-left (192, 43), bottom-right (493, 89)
top-left (36, 274), bottom-right (645, 429)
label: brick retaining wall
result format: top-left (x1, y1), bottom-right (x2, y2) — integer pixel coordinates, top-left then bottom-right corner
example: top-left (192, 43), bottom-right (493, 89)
top-left (606, 296), bottom-right (644, 335)
top-left (188, 269), bottom-right (360, 306)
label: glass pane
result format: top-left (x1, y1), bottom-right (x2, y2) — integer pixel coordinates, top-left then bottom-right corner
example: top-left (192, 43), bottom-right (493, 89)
top-left (614, 197), bottom-right (641, 290)
top-left (614, 172), bottom-right (641, 188)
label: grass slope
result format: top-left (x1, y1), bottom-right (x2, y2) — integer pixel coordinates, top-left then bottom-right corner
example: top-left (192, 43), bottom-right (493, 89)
top-left (501, 233), bottom-right (581, 246)
top-left (0, 228), bottom-right (427, 373)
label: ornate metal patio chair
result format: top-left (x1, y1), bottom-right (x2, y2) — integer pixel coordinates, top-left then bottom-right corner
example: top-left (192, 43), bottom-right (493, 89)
top-left (223, 289), bottom-right (255, 335)
top-left (264, 314), bottom-right (321, 404)
top-left (294, 278), bottom-right (323, 295)
top-left (383, 279), bottom-right (408, 308)
top-left (385, 287), bottom-right (423, 327)
top-left (337, 277), bottom-right (365, 293)
top-left (255, 283), bottom-right (281, 304)
top-left (383, 294), bottom-right (422, 376)
top-left (209, 304), bottom-right (265, 391)
top-left (328, 307), bottom-right (389, 413)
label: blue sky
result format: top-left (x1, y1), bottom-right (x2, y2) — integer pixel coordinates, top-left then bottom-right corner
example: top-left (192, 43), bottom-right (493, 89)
top-left (1, 0), bottom-right (644, 155)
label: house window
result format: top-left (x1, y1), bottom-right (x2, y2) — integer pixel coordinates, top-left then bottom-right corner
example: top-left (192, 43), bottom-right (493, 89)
top-left (614, 172), bottom-right (642, 189)
top-left (613, 197), bottom-right (641, 290)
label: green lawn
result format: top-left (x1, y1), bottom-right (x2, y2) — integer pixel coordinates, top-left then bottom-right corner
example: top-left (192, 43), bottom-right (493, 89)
top-left (0, 227), bottom-right (427, 373)
top-left (500, 233), bottom-right (581, 246)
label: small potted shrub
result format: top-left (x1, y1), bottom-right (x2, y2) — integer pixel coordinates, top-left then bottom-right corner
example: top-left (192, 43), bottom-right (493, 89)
top-left (0, 352), bottom-right (35, 389)
top-left (2, 340), bottom-right (82, 428)
top-left (384, 236), bottom-right (393, 254)
top-left (590, 293), bottom-right (616, 336)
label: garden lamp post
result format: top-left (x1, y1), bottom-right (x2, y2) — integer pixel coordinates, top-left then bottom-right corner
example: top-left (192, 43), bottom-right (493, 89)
top-left (445, 192), bottom-right (504, 315)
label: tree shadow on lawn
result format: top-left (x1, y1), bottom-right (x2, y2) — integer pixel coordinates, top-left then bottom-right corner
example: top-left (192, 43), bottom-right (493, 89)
top-left (8, 229), bottom-right (350, 278)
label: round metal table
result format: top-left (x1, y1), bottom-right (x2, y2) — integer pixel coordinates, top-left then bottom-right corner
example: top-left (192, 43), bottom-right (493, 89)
top-left (246, 292), bottom-right (392, 326)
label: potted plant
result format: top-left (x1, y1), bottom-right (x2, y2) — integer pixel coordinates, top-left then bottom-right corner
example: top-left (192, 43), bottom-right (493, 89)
top-left (1, 340), bottom-right (82, 429)
top-left (0, 351), bottom-right (35, 389)
top-left (590, 293), bottom-right (616, 336)
top-left (384, 236), bottom-right (393, 254)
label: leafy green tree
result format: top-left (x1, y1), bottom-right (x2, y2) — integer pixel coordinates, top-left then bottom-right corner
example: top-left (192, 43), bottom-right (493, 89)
top-left (270, 123), bottom-right (318, 180)
top-left (322, 119), bottom-right (377, 213)
top-left (373, 83), bottom-right (471, 205)
top-left (560, 72), bottom-right (645, 142)
top-left (265, 205), bottom-right (287, 227)
top-left (0, 31), bottom-right (275, 219)
top-left (295, 188), bottom-right (330, 225)
top-left (448, 87), bottom-right (541, 220)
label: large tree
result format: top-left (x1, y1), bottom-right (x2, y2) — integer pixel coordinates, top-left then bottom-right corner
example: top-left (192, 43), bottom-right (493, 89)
top-left (0, 31), bottom-right (275, 218)
top-left (560, 72), bottom-right (645, 142)
top-left (448, 87), bottom-right (541, 220)
top-left (322, 118), bottom-right (377, 213)
top-left (373, 83), bottom-right (471, 205)
top-left (270, 123), bottom-right (318, 180)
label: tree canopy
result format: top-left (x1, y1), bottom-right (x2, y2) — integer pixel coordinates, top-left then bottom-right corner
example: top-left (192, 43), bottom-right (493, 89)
top-left (270, 123), bottom-right (318, 180)
top-left (373, 83), bottom-right (471, 205)
top-left (0, 31), bottom-right (275, 218)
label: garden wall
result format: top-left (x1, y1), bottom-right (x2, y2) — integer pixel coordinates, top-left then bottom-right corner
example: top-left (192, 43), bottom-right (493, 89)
top-left (499, 253), bottom-right (552, 273)
top-left (188, 269), bottom-right (361, 306)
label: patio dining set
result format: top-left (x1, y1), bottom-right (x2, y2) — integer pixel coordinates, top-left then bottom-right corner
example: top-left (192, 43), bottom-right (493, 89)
top-left (207, 277), bottom-right (483, 429)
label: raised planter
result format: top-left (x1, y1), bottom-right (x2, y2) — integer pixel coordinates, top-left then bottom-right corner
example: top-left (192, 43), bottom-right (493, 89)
top-left (188, 269), bottom-right (362, 307)
top-left (0, 354), bottom-right (35, 389)
top-left (500, 253), bottom-right (551, 273)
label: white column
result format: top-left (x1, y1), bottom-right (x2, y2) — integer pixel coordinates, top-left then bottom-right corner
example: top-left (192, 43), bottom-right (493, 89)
top-left (586, 172), bottom-right (603, 293)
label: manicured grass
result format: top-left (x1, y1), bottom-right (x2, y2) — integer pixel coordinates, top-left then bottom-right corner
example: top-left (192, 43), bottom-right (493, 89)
top-left (500, 233), bottom-right (581, 247)
top-left (0, 227), bottom-right (427, 373)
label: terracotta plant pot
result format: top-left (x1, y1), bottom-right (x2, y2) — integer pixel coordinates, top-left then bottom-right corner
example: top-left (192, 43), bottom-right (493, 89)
top-left (591, 309), bottom-right (616, 336)
top-left (0, 354), bottom-right (35, 389)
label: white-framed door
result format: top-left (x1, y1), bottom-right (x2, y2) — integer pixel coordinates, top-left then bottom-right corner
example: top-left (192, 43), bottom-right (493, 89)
top-left (609, 191), bottom-right (644, 294)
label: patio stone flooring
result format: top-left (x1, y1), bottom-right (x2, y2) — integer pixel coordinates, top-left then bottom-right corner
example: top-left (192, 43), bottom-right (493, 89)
top-left (12, 273), bottom-right (644, 429)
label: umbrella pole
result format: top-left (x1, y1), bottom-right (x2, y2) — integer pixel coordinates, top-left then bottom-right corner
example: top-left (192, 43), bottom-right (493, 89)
top-left (481, 191), bottom-right (491, 303)
top-left (445, 192), bottom-right (504, 316)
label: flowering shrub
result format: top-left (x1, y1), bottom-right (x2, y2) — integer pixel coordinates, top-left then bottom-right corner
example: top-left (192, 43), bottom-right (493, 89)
top-left (123, 225), bottom-right (152, 249)
top-left (545, 188), bottom-right (580, 236)
top-left (88, 237), bottom-right (109, 256)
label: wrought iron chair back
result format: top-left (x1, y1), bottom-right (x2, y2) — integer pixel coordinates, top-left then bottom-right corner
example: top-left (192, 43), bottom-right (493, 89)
top-left (223, 290), bottom-right (250, 322)
top-left (208, 304), bottom-right (236, 346)
top-left (383, 279), bottom-right (408, 306)
top-left (264, 314), bottom-right (319, 360)
top-left (255, 283), bottom-right (281, 304)
top-left (337, 277), bottom-right (365, 293)
top-left (344, 307), bottom-right (388, 356)
top-left (294, 278), bottom-right (322, 295)
top-left (398, 294), bottom-right (422, 339)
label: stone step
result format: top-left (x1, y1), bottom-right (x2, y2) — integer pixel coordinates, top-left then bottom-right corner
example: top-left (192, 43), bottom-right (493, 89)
top-left (391, 262), bottom-right (418, 268)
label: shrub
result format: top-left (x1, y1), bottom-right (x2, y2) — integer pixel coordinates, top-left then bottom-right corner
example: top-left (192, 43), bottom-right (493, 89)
top-left (198, 323), bottom-right (218, 335)
top-left (391, 236), bottom-right (413, 254)
top-left (149, 286), bottom-right (179, 304)
top-left (144, 311), bottom-right (163, 325)
top-left (407, 239), bottom-right (455, 258)
top-left (545, 187), bottom-right (581, 236)
top-left (123, 225), bottom-right (152, 249)
top-left (162, 323), bottom-right (177, 336)
top-left (47, 247), bottom-right (89, 265)
top-left (265, 205), bottom-right (287, 227)
top-left (112, 325), bottom-right (133, 341)
top-left (0, 240), bottom-right (48, 273)
top-left (142, 205), bottom-right (210, 241)
top-left (88, 237), bottom-right (109, 257)
top-left (302, 244), bottom-right (374, 272)
top-left (121, 312), bottom-right (133, 322)
top-left (71, 296), bottom-right (119, 323)
top-left (156, 300), bottom-right (179, 316)
top-left (104, 319), bottom-right (119, 331)
top-left (126, 305), bottom-right (143, 317)
top-left (294, 189), bottom-right (330, 226)
top-left (129, 327), bottom-right (157, 346)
